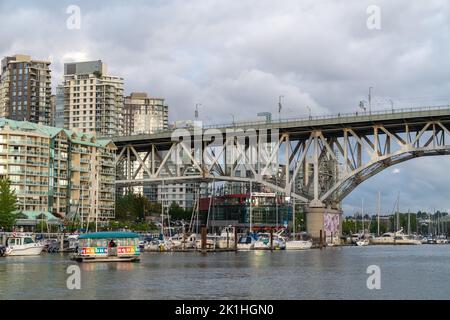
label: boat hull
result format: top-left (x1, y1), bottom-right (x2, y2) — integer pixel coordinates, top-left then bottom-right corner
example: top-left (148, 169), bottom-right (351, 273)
top-left (5, 245), bottom-right (44, 256)
top-left (285, 240), bottom-right (312, 250)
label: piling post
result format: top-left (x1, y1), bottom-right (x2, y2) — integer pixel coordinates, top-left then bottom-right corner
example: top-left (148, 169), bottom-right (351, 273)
top-left (182, 227), bottom-right (186, 251)
top-left (59, 233), bottom-right (64, 253)
top-left (226, 229), bottom-right (229, 249)
top-left (201, 225), bottom-right (207, 254)
top-left (319, 229), bottom-right (323, 249)
top-left (270, 229), bottom-right (274, 252)
top-left (234, 227), bottom-right (238, 252)
top-left (1, 233), bottom-right (6, 246)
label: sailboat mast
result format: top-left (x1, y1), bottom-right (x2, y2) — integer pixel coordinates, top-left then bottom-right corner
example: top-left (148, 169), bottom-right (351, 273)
top-left (396, 192), bottom-right (400, 231)
top-left (377, 191), bottom-right (380, 236)
top-left (361, 198), bottom-right (364, 234)
top-left (249, 181), bottom-right (253, 233)
top-left (408, 209), bottom-right (411, 235)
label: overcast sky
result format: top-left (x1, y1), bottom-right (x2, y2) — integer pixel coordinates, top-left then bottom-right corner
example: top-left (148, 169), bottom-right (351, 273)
top-left (1, 0), bottom-right (450, 215)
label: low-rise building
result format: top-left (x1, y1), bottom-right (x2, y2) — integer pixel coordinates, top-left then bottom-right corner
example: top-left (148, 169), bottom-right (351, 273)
top-left (0, 118), bottom-right (116, 225)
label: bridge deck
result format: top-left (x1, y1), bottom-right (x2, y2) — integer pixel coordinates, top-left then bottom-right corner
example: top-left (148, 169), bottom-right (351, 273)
top-left (113, 105), bottom-right (450, 150)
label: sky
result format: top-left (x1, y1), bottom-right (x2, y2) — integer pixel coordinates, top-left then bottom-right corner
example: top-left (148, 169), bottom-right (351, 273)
top-left (1, 0), bottom-right (450, 215)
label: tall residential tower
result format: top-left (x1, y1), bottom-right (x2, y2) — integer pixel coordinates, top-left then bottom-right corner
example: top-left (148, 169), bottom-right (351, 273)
top-left (60, 60), bottom-right (123, 137)
top-left (0, 54), bottom-right (52, 125)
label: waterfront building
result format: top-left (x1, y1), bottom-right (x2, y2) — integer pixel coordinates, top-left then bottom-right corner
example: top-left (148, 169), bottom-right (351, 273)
top-left (0, 118), bottom-right (116, 225)
top-left (123, 92), bottom-right (168, 135)
top-left (198, 193), bottom-right (291, 231)
top-left (60, 60), bottom-right (124, 137)
top-left (0, 54), bottom-right (52, 125)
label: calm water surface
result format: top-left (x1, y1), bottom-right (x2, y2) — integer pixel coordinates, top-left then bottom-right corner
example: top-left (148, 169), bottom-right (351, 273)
top-left (0, 245), bottom-right (449, 299)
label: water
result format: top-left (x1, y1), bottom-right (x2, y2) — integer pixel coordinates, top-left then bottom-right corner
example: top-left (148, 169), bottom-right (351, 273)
top-left (0, 245), bottom-right (449, 300)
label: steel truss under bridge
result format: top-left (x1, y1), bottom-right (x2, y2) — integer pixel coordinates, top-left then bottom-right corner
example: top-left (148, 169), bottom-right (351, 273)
top-left (114, 105), bottom-right (450, 209)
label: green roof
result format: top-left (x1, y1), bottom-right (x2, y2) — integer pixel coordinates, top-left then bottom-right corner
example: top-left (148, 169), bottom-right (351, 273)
top-left (19, 211), bottom-right (59, 220)
top-left (79, 232), bottom-right (139, 239)
top-left (0, 118), bottom-right (115, 148)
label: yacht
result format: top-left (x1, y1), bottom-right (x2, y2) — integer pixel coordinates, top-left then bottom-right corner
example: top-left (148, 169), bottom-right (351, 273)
top-left (285, 239), bottom-right (312, 250)
top-left (4, 235), bottom-right (45, 256)
top-left (237, 234), bottom-right (257, 250)
top-left (371, 228), bottom-right (421, 245)
top-left (216, 226), bottom-right (235, 249)
top-left (285, 232), bottom-right (313, 250)
top-left (356, 238), bottom-right (370, 246)
top-left (254, 232), bottom-right (286, 250)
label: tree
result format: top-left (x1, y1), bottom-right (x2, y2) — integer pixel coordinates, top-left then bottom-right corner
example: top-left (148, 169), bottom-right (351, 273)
top-left (115, 193), bottom-right (161, 221)
top-left (168, 202), bottom-right (191, 220)
top-left (0, 178), bottom-right (18, 231)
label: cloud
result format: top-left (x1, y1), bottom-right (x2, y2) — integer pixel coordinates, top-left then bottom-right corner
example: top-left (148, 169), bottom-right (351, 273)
top-left (2, 0), bottom-right (450, 214)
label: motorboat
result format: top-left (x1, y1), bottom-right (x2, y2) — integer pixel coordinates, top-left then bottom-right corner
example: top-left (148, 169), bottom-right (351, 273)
top-left (237, 234), bottom-right (257, 250)
top-left (393, 229), bottom-right (422, 245)
top-left (436, 235), bottom-right (448, 244)
top-left (285, 240), bottom-right (313, 250)
top-left (285, 232), bottom-right (313, 250)
top-left (356, 238), bottom-right (370, 246)
top-left (4, 235), bottom-right (45, 256)
top-left (216, 226), bottom-right (235, 249)
top-left (254, 232), bottom-right (286, 250)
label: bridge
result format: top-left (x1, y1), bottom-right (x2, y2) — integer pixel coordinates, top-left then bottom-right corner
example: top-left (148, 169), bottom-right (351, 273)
top-left (113, 105), bottom-right (450, 238)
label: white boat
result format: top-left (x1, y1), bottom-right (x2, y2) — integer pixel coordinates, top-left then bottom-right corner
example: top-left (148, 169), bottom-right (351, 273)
top-left (237, 235), bottom-right (257, 250)
top-left (195, 234), bottom-right (218, 249)
top-left (356, 238), bottom-right (370, 246)
top-left (254, 232), bottom-right (286, 250)
top-left (216, 226), bottom-right (235, 249)
top-left (4, 235), bottom-right (45, 256)
top-left (285, 240), bottom-right (312, 250)
top-left (371, 228), bottom-right (421, 245)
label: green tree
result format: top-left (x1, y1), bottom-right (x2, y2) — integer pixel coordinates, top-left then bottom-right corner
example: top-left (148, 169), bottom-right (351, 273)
top-left (115, 193), bottom-right (161, 221)
top-left (168, 202), bottom-right (191, 220)
top-left (0, 178), bottom-right (18, 230)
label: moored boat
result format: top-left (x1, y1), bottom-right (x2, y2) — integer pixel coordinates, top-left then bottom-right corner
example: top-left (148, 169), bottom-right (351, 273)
top-left (4, 235), bottom-right (45, 256)
top-left (285, 240), bottom-right (312, 250)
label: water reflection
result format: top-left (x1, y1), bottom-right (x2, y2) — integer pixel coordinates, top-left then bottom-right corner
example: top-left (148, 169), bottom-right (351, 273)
top-left (0, 246), bottom-right (449, 299)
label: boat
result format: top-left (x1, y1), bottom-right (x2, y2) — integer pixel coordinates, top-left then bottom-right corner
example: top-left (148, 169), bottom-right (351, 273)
top-left (436, 235), bottom-right (448, 244)
top-left (254, 232), bottom-right (286, 250)
top-left (285, 232), bottom-right (313, 250)
top-left (237, 234), bottom-right (257, 250)
top-left (285, 239), bottom-right (312, 250)
top-left (356, 238), bottom-right (370, 246)
top-left (216, 226), bottom-right (235, 249)
top-left (4, 235), bottom-right (45, 256)
top-left (393, 229), bottom-right (422, 245)
top-left (71, 232), bottom-right (141, 262)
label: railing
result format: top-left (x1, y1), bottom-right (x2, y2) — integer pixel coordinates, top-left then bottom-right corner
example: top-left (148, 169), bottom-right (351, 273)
top-left (118, 104), bottom-right (450, 138)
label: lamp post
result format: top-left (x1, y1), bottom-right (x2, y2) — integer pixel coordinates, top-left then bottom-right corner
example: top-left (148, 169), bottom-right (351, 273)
top-left (368, 87), bottom-right (373, 114)
top-left (195, 103), bottom-right (201, 119)
top-left (306, 105), bottom-right (311, 119)
top-left (230, 113), bottom-right (235, 126)
top-left (278, 95), bottom-right (284, 122)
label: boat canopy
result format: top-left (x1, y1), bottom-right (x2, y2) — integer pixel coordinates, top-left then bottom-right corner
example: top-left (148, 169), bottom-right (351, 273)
top-left (78, 232), bottom-right (139, 240)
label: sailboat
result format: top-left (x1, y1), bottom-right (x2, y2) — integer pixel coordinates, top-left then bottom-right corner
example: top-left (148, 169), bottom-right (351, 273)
top-left (356, 198), bottom-right (369, 246)
top-left (285, 199), bottom-right (312, 250)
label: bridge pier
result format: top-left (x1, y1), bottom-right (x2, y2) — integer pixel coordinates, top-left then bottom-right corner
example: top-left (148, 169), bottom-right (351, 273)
top-left (306, 207), bottom-right (342, 244)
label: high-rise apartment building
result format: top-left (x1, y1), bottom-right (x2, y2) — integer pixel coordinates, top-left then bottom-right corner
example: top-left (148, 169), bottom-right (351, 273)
top-left (60, 60), bottom-right (123, 137)
top-left (123, 92), bottom-right (168, 135)
top-left (0, 54), bottom-right (52, 125)
top-left (0, 118), bottom-right (116, 224)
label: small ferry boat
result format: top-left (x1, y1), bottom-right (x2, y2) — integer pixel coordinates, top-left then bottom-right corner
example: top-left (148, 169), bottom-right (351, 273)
top-left (71, 232), bottom-right (140, 262)
top-left (4, 235), bottom-right (45, 256)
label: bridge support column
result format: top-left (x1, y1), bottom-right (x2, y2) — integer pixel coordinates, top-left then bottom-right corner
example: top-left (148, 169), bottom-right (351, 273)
top-left (306, 207), bottom-right (343, 244)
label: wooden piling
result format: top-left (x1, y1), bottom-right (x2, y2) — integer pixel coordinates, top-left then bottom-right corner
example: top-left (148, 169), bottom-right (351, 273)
top-left (59, 233), bottom-right (64, 253)
top-left (270, 229), bottom-right (274, 251)
top-left (234, 227), bottom-right (238, 252)
top-left (319, 229), bottom-right (323, 249)
top-left (1, 233), bottom-right (6, 246)
top-left (201, 226), bottom-right (207, 253)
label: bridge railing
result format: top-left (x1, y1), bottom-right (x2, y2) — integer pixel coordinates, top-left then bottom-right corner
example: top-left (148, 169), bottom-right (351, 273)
top-left (118, 104), bottom-right (450, 138)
